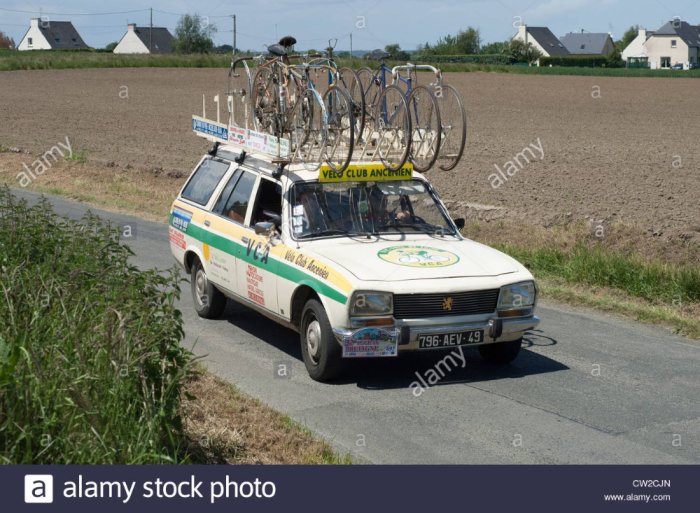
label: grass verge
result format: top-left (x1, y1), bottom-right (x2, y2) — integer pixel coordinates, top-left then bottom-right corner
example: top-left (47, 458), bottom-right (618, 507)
top-left (0, 187), bottom-right (350, 463)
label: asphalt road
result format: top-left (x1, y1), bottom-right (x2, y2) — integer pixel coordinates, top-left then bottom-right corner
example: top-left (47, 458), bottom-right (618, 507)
top-left (13, 189), bottom-right (700, 464)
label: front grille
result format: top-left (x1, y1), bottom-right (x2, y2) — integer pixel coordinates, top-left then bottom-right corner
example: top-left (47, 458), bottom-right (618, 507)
top-left (393, 289), bottom-right (499, 319)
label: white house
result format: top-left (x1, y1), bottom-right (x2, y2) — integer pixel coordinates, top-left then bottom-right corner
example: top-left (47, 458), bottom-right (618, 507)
top-left (113, 24), bottom-right (174, 54)
top-left (512, 25), bottom-right (569, 58)
top-left (17, 18), bottom-right (88, 50)
top-left (621, 28), bottom-right (652, 64)
top-left (643, 20), bottom-right (700, 69)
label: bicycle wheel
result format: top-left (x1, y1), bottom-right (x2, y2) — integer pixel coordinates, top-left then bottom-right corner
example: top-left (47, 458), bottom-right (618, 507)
top-left (322, 85), bottom-right (355, 173)
top-left (288, 88), bottom-right (327, 170)
top-left (434, 83), bottom-right (467, 171)
top-left (372, 84), bottom-right (411, 171)
top-left (407, 85), bottom-right (442, 173)
top-left (252, 66), bottom-right (279, 135)
top-left (338, 67), bottom-right (366, 142)
top-left (357, 67), bottom-right (383, 134)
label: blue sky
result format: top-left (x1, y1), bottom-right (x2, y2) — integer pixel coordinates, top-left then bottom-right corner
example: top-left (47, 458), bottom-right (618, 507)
top-left (1, 0), bottom-right (698, 50)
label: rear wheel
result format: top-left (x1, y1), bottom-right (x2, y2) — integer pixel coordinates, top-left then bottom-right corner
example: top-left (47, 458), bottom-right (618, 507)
top-left (300, 299), bottom-right (343, 381)
top-left (373, 84), bottom-right (411, 171)
top-left (478, 338), bottom-right (522, 364)
top-left (322, 85), bottom-right (355, 172)
top-left (252, 66), bottom-right (279, 135)
top-left (407, 85), bottom-right (442, 172)
top-left (338, 67), bottom-right (366, 142)
top-left (433, 83), bottom-right (467, 171)
top-left (191, 259), bottom-right (226, 319)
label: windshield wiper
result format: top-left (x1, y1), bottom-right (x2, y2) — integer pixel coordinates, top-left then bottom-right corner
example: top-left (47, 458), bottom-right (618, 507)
top-left (378, 221), bottom-right (449, 235)
top-left (298, 229), bottom-right (359, 239)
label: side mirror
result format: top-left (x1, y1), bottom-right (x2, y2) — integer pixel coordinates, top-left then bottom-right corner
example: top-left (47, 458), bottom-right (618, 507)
top-left (263, 210), bottom-right (282, 227)
top-left (254, 221), bottom-right (275, 236)
top-left (454, 218), bottom-right (466, 230)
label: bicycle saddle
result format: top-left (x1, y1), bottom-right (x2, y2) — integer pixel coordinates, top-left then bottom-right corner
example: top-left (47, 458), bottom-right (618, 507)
top-left (367, 49), bottom-right (391, 61)
top-left (278, 35), bottom-right (297, 48)
top-left (267, 43), bottom-right (287, 57)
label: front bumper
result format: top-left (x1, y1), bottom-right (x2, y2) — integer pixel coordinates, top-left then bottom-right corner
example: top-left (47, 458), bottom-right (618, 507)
top-left (332, 315), bottom-right (540, 352)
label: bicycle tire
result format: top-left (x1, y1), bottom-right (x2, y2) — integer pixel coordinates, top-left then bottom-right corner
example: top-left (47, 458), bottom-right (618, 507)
top-left (252, 66), bottom-right (280, 135)
top-left (322, 85), bottom-right (355, 173)
top-left (338, 67), bottom-right (366, 142)
top-left (357, 67), bottom-right (383, 131)
top-left (434, 83), bottom-right (467, 171)
top-left (373, 84), bottom-right (411, 171)
top-left (288, 88), bottom-right (327, 170)
top-left (407, 85), bottom-right (442, 172)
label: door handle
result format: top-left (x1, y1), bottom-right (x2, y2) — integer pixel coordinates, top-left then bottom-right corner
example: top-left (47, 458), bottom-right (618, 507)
top-left (204, 220), bottom-right (211, 227)
top-left (241, 236), bottom-right (250, 244)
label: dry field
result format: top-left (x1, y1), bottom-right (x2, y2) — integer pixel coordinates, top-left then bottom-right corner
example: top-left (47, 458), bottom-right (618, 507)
top-left (0, 68), bottom-right (698, 248)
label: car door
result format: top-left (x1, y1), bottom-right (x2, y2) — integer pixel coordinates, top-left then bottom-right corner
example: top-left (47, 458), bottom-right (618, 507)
top-left (205, 166), bottom-right (257, 294)
top-left (235, 175), bottom-right (283, 314)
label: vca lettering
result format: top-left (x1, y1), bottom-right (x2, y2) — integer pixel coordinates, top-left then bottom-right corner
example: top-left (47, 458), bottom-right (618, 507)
top-left (246, 239), bottom-right (270, 264)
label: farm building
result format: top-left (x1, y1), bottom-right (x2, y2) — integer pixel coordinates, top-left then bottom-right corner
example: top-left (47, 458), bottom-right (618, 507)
top-left (113, 24), bottom-right (174, 54)
top-left (621, 28), bottom-right (653, 67)
top-left (643, 20), bottom-right (700, 69)
top-left (17, 18), bottom-right (88, 50)
top-left (560, 31), bottom-right (615, 56)
top-left (512, 25), bottom-right (569, 57)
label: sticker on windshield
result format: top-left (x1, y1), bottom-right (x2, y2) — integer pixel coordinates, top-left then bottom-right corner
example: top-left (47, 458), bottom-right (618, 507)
top-left (377, 246), bottom-right (459, 268)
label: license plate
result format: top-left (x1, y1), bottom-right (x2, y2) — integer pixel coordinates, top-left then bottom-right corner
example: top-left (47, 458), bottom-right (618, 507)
top-left (418, 330), bottom-right (484, 349)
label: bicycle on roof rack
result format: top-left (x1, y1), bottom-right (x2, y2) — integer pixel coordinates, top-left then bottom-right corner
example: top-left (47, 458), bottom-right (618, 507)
top-left (248, 38), bottom-right (356, 172)
top-left (358, 51), bottom-right (467, 172)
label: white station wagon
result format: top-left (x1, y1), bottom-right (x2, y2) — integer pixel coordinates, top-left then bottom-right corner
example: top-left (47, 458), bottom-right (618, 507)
top-left (169, 139), bottom-right (540, 381)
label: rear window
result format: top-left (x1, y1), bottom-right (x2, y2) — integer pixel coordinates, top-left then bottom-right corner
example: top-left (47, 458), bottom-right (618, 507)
top-left (181, 158), bottom-right (230, 205)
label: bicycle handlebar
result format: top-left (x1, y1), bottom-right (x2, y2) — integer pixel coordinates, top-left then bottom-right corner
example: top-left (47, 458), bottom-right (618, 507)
top-left (230, 56), bottom-right (256, 77)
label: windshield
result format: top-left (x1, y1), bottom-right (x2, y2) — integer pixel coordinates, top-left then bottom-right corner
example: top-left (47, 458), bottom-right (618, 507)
top-left (290, 180), bottom-right (456, 239)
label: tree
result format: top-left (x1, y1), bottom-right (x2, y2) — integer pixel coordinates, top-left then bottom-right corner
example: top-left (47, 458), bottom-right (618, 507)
top-left (384, 43), bottom-right (410, 61)
top-left (0, 31), bottom-right (15, 49)
top-left (104, 41), bottom-right (118, 52)
top-left (173, 14), bottom-right (216, 54)
top-left (455, 28), bottom-right (480, 54)
top-left (415, 27), bottom-right (481, 56)
top-left (616, 25), bottom-right (639, 52)
top-left (506, 39), bottom-right (542, 64)
top-left (481, 41), bottom-right (507, 55)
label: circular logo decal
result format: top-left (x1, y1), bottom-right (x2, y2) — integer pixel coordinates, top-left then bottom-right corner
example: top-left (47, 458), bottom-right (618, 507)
top-left (377, 246), bottom-right (459, 268)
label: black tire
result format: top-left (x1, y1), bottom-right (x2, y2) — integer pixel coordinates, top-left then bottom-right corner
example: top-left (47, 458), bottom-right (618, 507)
top-left (407, 85), bottom-right (442, 172)
top-left (191, 259), bottom-right (226, 319)
top-left (338, 67), bottom-right (366, 141)
top-left (251, 66), bottom-right (279, 135)
top-left (478, 338), bottom-right (522, 365)
top-left (373, 84), bottom-right (411, 171)
top-left (434, 83), bottom-right (467, 171)
top-left (356, 67), bottom-right (382, 123)
top-left (322, 85), bottom-right (355, 173)
top-left (300, 299), bottom-right (343, 382)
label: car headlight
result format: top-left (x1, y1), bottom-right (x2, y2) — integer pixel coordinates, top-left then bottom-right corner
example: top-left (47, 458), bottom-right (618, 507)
top-left (350, 291), bottom-right (393, 316)
top-left (498, 281), bottom-right (536, 311)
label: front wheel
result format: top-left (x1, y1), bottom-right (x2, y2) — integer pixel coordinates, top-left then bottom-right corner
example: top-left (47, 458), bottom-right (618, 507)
top-left (478, 338), bottom-right (522, 364)
top-left (191, 259), bottom-right (226, 319)
top-left (300, 299), bottom-right (343, 382)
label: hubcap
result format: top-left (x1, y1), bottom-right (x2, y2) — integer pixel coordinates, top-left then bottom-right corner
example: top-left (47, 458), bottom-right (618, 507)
top-left (195, 269), bottom-right (208, 307)
top-left (306, 319), bottom-right (322, 364)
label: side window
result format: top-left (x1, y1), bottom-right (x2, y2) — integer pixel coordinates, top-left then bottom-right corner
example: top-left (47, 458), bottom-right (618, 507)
top-left (213, 168), bottom-right (242, 214)
top-left (181, 158), bottom-right (230, 206)
top-left (251, 178), bottom-right (283, 225)
top-left (220, 171), bottom-right (257, 224)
